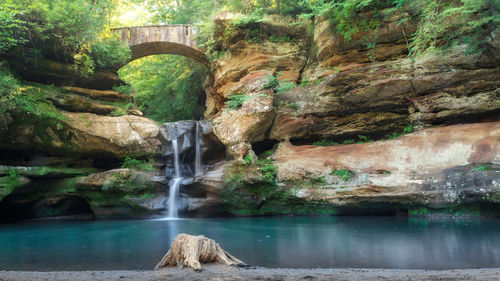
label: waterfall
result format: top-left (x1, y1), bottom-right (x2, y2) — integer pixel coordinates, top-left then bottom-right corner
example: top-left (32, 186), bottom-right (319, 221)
top-left (167, 177), bottom-right (182, 218)
top-left (194, 122), bottom-right (203, 176)
top-left (172, 138), bottom-right (181, 178)
top-left (163, 121), bottom-right (206, 219)
top-left (167, 138), bottom-right (182, 219)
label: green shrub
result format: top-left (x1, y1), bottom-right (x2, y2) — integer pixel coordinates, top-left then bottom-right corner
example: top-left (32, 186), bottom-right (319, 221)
top-left (90, 38), bottom-right (131, 69)
top-left (0, 5), bottom-right (27, 55)
top-left (225, 94), bottom-right (248, 111)
top-left (331, 169), bottom-right (354, 181)
top-left (257, 158), bottom-right (278, 184)
top-left (110, 107), bottom-right (127, 116)
top-left (113, 85), bottom-right (133, 96)
top-left (386, 123), bottom-right (414, 139)
top-left (276, 80), bottom-right (296, 95)
top-left (121, 157), bottom-right (155, 171)
top-left (299, 78), bottom-right (310, 87)
top-left (7, 169), bottom-right (19, 180)
top-left (312, 139), bottom-right (339, 146)
top-left (0, 65), bottom-right (20, 96)
top-left (263, 75), bottom-right (280, 90)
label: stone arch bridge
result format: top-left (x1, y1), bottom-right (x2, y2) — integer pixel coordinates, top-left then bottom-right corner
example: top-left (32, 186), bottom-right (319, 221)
top-left (112, 25), bottom-right (210, 66)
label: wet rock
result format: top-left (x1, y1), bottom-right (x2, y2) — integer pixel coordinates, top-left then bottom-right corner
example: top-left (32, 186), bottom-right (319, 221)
top-left (162, 120), bottom-right (226, 178)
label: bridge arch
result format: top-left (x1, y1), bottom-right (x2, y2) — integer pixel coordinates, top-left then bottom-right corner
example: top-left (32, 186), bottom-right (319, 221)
top-left (112, 25), bottom-right (210, 66)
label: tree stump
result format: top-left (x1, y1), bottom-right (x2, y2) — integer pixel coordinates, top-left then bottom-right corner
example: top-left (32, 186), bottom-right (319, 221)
top-left (155, 234), bottom-right (246, 271)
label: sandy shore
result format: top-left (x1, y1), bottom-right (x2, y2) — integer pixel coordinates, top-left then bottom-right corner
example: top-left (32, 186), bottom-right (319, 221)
top-left (1, 265), bottom-right (500, 281)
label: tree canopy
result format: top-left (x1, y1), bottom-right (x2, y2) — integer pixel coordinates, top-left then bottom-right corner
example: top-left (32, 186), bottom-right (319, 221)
top-left (0, 0), bottom-right (498, 123)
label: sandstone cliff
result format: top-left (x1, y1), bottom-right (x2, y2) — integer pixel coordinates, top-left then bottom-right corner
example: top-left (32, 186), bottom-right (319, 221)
top-left (205, 14), bottom-right (500, 216)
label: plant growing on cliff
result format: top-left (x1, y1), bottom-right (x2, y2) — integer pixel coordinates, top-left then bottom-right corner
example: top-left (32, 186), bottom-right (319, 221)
top-left (121, 157), bottom-right (155, 172)
top-left (386, 123), bottom-right (414, 139)
top-left (7, 169), bottom-right (19, 180)
top-left (257, 158), bottom-right (278, 184)
top-left (313, 139), bottom-right (339, 146)
top-left (263, 74), bottom-right (280, 90)
top-left (225, 94), bottom-right (249, 111)
top-left (331, 169), bottom-right (354, 181)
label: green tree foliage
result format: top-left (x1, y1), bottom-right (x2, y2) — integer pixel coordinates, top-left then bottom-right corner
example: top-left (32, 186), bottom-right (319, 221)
top-left (0, 6), bottom-right (27, 55)
top-left (2, 0), bottom-right (130, 76)
top-left (409, 0), bottom-right (500, 55)
top-left (119, 55), bottom-right (207, 122)
top-left (297, 0), bottom-right (499, 55)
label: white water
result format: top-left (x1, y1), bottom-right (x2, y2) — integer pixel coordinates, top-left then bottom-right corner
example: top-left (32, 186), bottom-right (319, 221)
top-left (167, 177), bottom-right (182, 218)
top-left (172, 138), bottom-right (180, 178)
top-left (194, 122), bottom-right (202, 176)
top-left (167, 138), bottom-right (182, 218)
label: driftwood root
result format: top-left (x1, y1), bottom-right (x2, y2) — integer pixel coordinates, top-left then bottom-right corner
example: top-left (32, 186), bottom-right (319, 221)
top-left (155, 233), bottom-right (246, 271)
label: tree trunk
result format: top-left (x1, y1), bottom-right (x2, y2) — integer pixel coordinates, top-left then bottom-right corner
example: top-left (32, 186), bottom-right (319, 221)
top-left (155, 234), bottom-right (246, 271)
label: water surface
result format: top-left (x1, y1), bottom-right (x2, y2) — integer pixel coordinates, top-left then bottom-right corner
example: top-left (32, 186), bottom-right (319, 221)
top-left (1, 216), bottom-right (500, 270)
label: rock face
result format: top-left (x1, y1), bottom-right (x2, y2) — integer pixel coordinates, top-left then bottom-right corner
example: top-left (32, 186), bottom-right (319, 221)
top-left (206, 20), bottom-right (308, 159)
top-left (203, 14), bottom-right (500, 216)
top-left (207, 15), bottom-right (500, 159)
top-left (271, 122), bottom-right (500, 211)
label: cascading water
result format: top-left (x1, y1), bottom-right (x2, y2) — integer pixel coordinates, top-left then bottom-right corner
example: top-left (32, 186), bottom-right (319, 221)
top-left (167, 178), bottom-right (181, 218)
top-left (163, 121), bottom-right (206, 219)
top-left (166, 138), bottom-right (182, 219)
top-left (194, 122), bottom-right (203, 176)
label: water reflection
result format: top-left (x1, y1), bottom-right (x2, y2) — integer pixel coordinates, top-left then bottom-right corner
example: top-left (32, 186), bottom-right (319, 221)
top-left (0, 216), bottom-right (500, 270)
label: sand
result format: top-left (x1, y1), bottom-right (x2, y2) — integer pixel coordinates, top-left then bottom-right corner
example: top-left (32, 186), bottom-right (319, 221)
top-left (1, 265), bottom-right (500, 281)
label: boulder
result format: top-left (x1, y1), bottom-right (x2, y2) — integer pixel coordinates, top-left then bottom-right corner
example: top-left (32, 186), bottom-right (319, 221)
top-left (0, 110), bottom-right (163, 158)
top-left (212, 95), bottom-right (275, 160)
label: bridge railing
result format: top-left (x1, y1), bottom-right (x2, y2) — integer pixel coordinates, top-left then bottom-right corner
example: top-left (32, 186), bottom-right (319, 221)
top-left (111, 25), bottom-right (200, 49)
